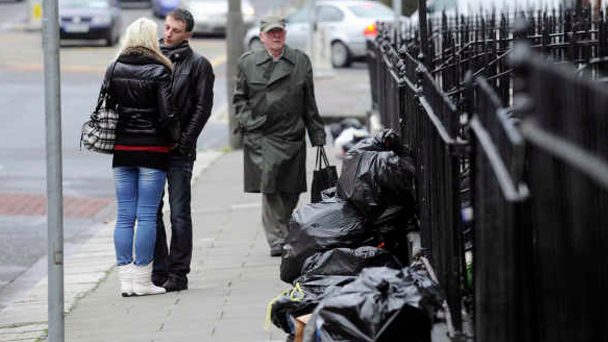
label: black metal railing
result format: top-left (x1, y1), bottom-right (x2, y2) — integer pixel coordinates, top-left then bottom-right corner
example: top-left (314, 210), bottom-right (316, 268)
top-left (367, 5), bottom-right (608, 340)
top-left (512, 42), bottom-right (608, 341)
top-left (469, 75), bottom-right (532, 342)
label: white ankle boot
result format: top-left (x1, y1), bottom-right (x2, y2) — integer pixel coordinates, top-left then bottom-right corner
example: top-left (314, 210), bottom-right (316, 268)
top-left (132, 263), bottom-right (166, 296)
top-left (117, 263), bottom-right (134, 297)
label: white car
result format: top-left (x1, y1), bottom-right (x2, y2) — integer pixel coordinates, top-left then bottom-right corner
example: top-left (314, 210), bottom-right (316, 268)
top-left (183, 0), bottom-right (255, 36)
top-left (409, 0), bottom-right (567, 26)
top-left (243, 0), bottom-right (397, 68)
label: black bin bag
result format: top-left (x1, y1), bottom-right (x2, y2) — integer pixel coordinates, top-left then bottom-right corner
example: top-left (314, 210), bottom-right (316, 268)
top-left (337, 129), bottom-right (416, 219)
top-left (280, 199), bottom-right (376, 283)
top-left (269, 274), bottom-right (357, 334)
top-left (302, 262), bottom-right (444, 342)
top-left (300, 246), bottom-right (402, 277)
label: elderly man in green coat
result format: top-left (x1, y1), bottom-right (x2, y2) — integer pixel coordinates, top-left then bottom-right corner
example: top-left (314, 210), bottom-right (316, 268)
top-left (233, 16), bottom-right (326, 257)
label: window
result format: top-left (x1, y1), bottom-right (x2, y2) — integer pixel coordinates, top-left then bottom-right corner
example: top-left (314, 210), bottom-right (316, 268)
top-left (348, 3), bottom-right (394, 18)
top-left (286, 8), bottom-right (309, 23)
top-left (316, 6), bottom-right (344, 22)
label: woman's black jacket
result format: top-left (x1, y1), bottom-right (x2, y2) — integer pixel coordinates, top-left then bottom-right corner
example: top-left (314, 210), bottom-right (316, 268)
top-left (103, 47), bottom-right (180, 147)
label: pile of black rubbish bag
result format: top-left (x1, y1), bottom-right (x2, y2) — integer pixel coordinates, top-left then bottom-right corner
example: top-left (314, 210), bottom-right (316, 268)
top-left (269, 129), bottom-right (445, 342)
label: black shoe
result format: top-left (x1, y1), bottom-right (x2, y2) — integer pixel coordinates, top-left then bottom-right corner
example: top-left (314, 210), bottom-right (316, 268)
top-left (162, 275), bottom-right (188, 292)
top-left (270, 244), bottom-right (283, 257)
top-left (151, 273), bottom-right (167, 287)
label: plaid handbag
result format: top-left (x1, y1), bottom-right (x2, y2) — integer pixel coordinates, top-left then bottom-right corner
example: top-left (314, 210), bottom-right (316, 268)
top-left (80, 62), bottom-right (118, 154)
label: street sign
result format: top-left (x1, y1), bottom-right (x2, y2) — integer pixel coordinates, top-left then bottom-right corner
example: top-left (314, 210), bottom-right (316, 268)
top-left (29, 0), bottom-right (43, 29)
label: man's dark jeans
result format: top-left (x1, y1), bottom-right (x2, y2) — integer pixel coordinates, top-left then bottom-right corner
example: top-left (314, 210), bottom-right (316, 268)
top-left (153, 155), bottom-right (194, 279)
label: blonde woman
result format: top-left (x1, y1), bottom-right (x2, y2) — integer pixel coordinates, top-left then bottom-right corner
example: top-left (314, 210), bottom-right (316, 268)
top-left (100, 17), bottom-right (180, 296)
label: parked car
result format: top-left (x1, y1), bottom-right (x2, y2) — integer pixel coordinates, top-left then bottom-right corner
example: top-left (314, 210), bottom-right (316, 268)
top-left (59, 0), bottom-right (122, 46)
top-left (182, 0), bottom-right (255, 36)
top-left (152, 0), bottom-right (180, 18)
top-left (243, 0), bottom-right (396, 68)
top-left (409, 0), bottom-right (565, 26)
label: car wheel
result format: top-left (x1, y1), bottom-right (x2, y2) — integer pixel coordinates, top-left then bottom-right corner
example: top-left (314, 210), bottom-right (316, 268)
top-left (331, 41), bottom-right (351, 68)
top-left (106, 28), bottom-right (118, 46)
top-left (248, 38), bottom-right (264, 51)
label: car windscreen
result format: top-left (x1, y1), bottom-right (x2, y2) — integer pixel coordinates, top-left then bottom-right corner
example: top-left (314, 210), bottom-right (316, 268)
top-left (60, 0), bottom-right (109, 9)
top-left (348, 3), bottom-right (394, 18)
top-left (286, 8), bottom-right (309, 23)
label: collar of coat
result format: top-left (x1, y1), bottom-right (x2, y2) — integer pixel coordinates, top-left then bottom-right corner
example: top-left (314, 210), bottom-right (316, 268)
top-left (255, 45), bottom-right (297, 66)
top-left (117, 46), bottom-right (173, 70)
top-left (159, 40), bottom-right (193, 63)
top-left (253, 46), bottom-right (299, 86)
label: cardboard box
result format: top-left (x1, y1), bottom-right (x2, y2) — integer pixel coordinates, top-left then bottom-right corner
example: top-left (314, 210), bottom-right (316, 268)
top-left (294, 314), bottom-right (312, 342)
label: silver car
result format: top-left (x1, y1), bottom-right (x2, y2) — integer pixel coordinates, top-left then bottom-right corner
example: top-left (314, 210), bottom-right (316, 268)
top-left (183, 0), bottom-right (256, 36)
top-left (244, 0), bottom-right (396, 68)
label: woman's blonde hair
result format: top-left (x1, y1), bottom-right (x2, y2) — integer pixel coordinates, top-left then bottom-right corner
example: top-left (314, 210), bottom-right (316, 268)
top-left (117, 17), bottom-right (172, 69)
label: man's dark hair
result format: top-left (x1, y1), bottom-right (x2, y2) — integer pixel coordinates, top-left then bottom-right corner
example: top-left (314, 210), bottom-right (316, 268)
top-left (167, 9), bottom-right (194, 33)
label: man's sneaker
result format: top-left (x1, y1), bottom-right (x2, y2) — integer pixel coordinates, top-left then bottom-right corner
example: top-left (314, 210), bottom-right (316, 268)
top-left (162, 275), bottom-right (188, 292)
top-left (151, 273), bottom-right (167, 287)
top-left (270, 244), bottom-right (283, 257)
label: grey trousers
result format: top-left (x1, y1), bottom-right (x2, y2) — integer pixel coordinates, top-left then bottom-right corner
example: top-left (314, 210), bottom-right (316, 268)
top-left (262, 192), bottom-right (300, 248)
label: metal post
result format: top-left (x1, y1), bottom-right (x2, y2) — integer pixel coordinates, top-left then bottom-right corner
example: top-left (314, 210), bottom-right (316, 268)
top-left (307, 0), bottom-right (316, 58)
top-left (42, 0), bottom-right (64, 341)
top-left (227, 0), bottom-right (244, 149)
top-left (417, 0), bottom-right (429, 67)
top-left (393, 0), bottom-right (402, 26)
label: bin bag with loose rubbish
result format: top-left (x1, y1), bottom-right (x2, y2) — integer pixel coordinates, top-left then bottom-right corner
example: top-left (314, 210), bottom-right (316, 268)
top-left (302, 263), bottom-right (444, 342)
top-left (372, 205), bottom-right (420, 265)
top-left (337, 129), bottom-right (416, 219)
top-left (269, 275), bottom-right (357, 334)
top-left (329, 118), bottom-right (364, 140)
top-left (300, 246), bottom-right (402, 277)
top-left (280, 199), bottom-right (376, 283)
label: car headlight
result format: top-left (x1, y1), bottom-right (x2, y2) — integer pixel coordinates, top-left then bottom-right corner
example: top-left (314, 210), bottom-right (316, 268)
top-left (243, 5), bottom-right (255, 18)
top-left (92, 14), bottom-right (112, 25)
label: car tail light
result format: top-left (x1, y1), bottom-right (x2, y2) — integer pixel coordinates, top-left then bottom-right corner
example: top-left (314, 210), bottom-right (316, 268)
top-left (363, 23), bottom-right (377, 37)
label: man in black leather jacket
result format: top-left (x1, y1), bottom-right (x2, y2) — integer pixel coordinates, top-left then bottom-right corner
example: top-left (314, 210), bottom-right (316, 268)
top-left (153, 8), bottom-right (215, 292)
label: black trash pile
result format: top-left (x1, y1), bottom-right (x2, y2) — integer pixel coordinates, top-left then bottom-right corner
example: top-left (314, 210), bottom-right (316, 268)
top-left (303, 263), bottom-right (444, 342)
top-left (269, 130), bottom-right (442, 341)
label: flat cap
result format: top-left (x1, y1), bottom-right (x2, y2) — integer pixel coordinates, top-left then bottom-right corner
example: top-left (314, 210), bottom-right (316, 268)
top-left (260, 16), bottom-right (286, 33)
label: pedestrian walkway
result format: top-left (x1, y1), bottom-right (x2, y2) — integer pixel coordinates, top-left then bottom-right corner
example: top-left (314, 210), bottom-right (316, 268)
top-left (63, 150), bottom-right (290, 341)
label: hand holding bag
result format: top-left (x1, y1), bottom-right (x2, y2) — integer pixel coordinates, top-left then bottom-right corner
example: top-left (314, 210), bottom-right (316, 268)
top-left (311, 146), bottom-right (338, 203)
top-left (80, 62), bottom-right (118, 154)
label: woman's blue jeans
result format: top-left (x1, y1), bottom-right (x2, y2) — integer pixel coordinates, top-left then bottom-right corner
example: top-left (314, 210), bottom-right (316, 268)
top-left (113, 167), bottom-right (166, 266)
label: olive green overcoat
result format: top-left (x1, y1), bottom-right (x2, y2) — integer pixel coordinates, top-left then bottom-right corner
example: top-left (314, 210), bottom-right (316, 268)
top-left (233, 46), bottom-right (326, 193)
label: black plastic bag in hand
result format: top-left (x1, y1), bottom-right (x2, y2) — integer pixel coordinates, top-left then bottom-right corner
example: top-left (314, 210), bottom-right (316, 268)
top-left (311, 146), bottom-right (338, 203)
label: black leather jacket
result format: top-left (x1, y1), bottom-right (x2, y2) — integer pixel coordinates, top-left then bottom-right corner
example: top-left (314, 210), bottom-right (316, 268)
top-left (160, 40), bottom-right (215, 160)
top-left (105, 47), bottom-right (180, 145)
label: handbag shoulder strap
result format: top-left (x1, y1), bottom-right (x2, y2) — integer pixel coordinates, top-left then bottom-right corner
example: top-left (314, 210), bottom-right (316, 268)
top-left (95, 61), bottom-right (118, 112)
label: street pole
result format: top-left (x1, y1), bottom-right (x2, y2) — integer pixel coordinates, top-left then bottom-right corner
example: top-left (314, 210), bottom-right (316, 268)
top-left (42, 0), bottom-right (64, 340)
top-left (393, 0), bottom-right (402, 24)
top-left (227, 0), bottom-right (244, 149)
top-left (307, 0), bottom-right (316, 59)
